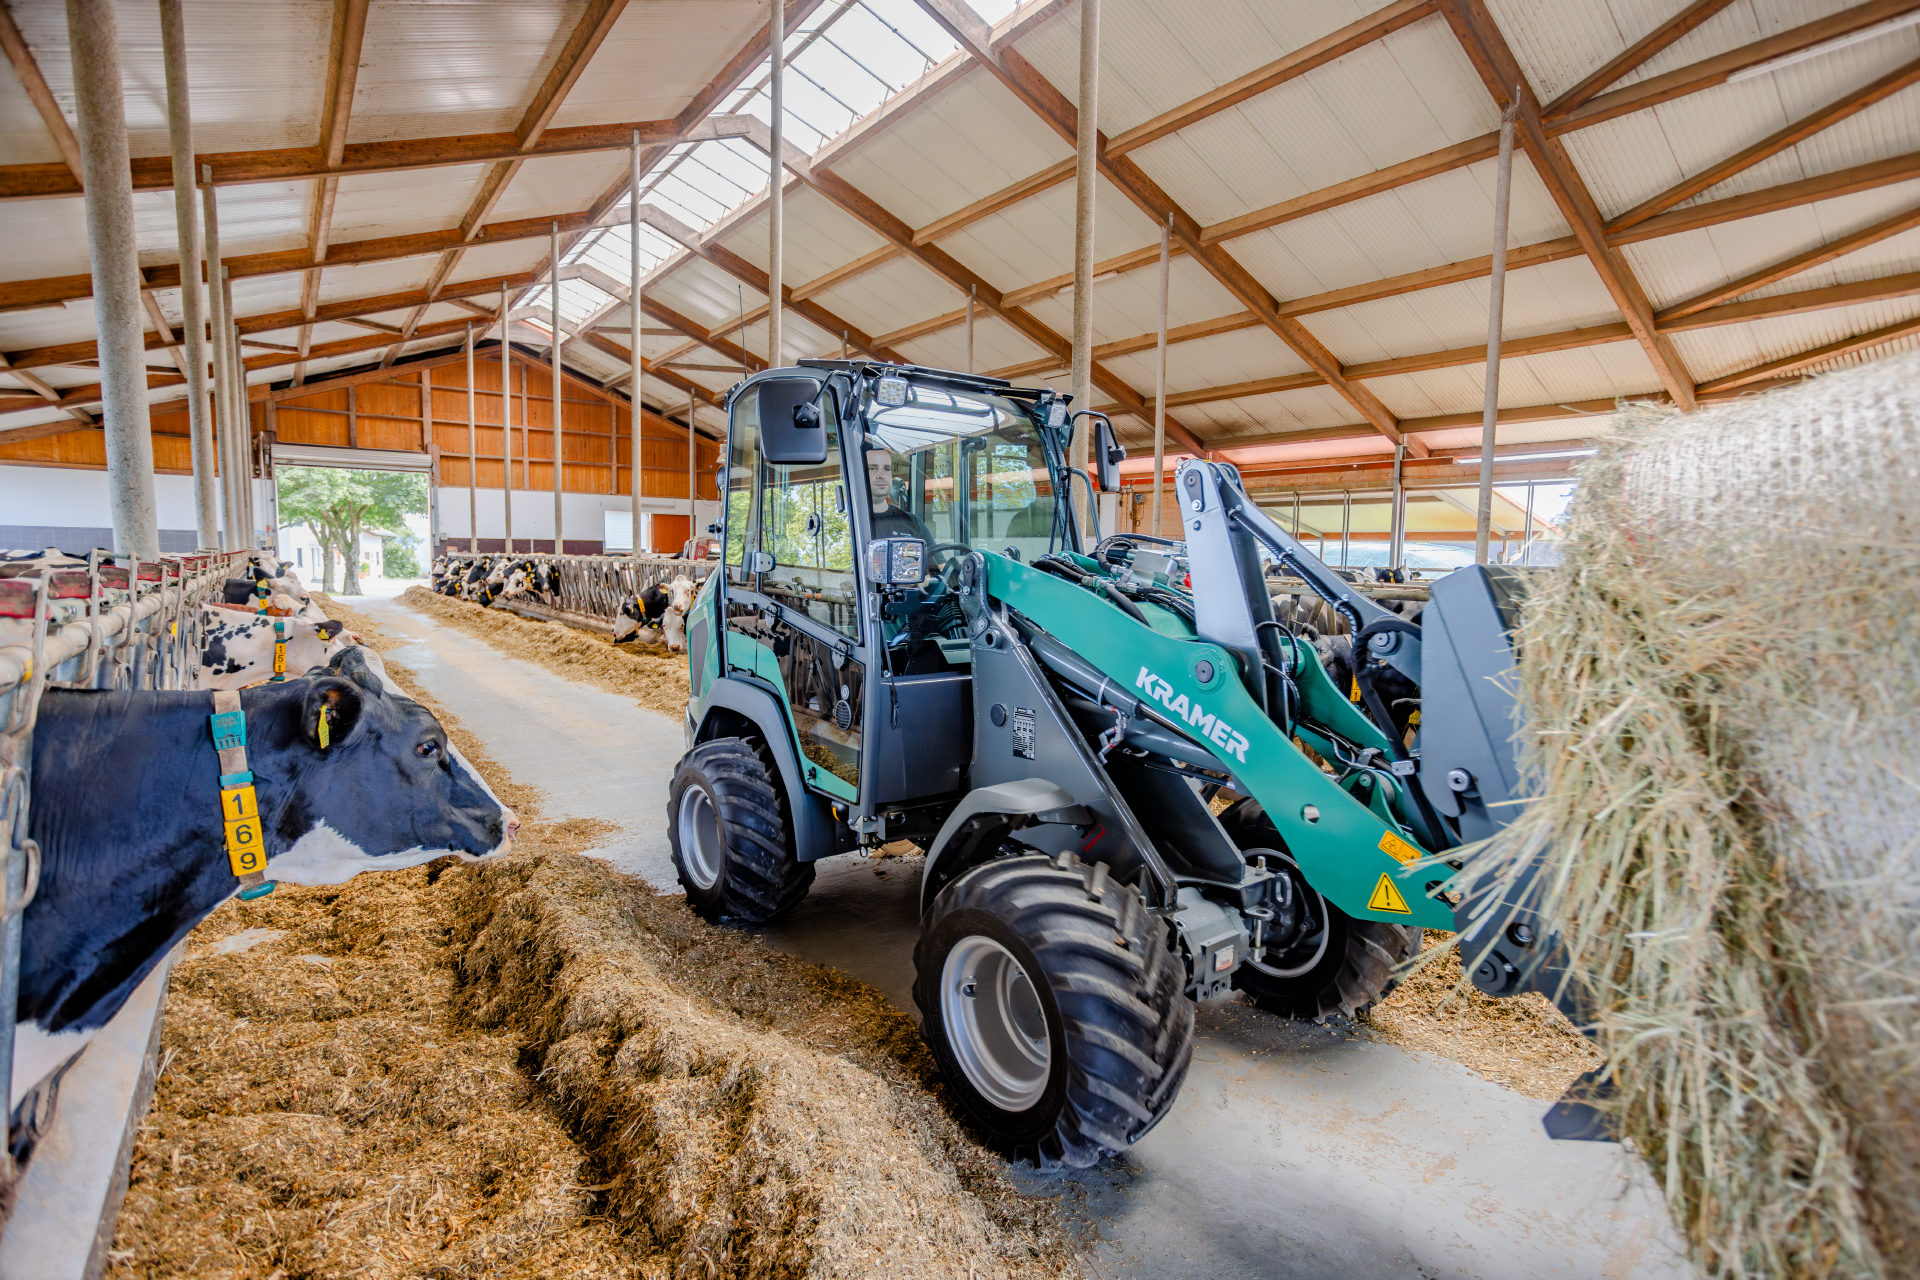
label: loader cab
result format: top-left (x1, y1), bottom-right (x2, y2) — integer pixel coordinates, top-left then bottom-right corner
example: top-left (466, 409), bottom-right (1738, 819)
top-left (705, 362), bottom-right (1079, 846)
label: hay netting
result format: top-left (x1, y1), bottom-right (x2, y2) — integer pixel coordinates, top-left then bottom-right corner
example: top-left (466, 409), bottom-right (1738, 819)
top-left (443, 851), bottom-right (1075, 1279)
top-left (395, 585), bottom-right (690, 717)
top-left (1456, 353), bottom-right (1920, 1277)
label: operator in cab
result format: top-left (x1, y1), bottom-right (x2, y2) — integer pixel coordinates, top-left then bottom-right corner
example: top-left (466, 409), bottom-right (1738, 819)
top-left (865, 435), bottom-right (934, 547)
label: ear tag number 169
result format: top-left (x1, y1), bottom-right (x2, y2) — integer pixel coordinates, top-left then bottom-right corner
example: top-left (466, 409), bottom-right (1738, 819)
top-left (221, 785), bottom-right (265, 877)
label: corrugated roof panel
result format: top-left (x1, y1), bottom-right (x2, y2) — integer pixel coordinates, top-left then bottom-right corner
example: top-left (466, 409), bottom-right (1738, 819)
top-left (897, 310), bottom-right (1045, 374)
top-left (1361, 337), bottom-right (1656, 419)
top-left (314, 258), bottom-right (436, 307)
top-left (0, 194), bottom-right (92, 282)
top-left (1012, 0), bottom-right (1382, 136)
top-left (447, 238), bottom-right (551, 284)
top-left (828, 71), bottom-right (1070, 231)
top-left (1102, 325), bottom-right (1311, 395)
top-left (1622, 178), bottom-right (1920, 308)
top-left (649, 255), bottom-right (769, 330)
top-left (1743, 221), bottom-right (1920, 298)
top-left (1170, 383), bottom-right (1361, 439)
top-left (1790, 324), bottom-right (1920, 373)
top-left (1216, 160), bottom-right (1569, 304)
top-left (495, 153), bottom-right (630, 224)
top-left (330, 166), bottom-right (491, 242)
top-left (0, 54), bottom-right (64, 167)
top-left (15, 0), bottom-right (331, 158)
top-left (196, 183), bottom-right (309, 260)
top-left (227, 272), bottom-right (305, 321)
top-left (1624, 0), bottom-right (1871, 87)
top-left (1670, 293), bottom-right (1920, 379)
top-left (1017, 256), bottom-right (1244, 347)
top-left (555, 2), bottom-right (767, 129)
top-left (1565, 35), bottom-right (1920, 218)
top-left (1484, 0), bottom-right (1652, 105)
top-left (933, 180), bottom-right (1162, 304)
top-left (1415, 414), bottom-right (1620, 452)
top-left (1122, 15), bottom-right (1494, 227)
top-left (711, 185), bottom-right (892, 283)
top-left (1297, 255), bottom-right (1620, 365)
top-left (349, 1), bottom-right (581, 145)
top-left (808, 252), bottom-right (969, 343)
top-left (0, 299), bottom-right (99, 353)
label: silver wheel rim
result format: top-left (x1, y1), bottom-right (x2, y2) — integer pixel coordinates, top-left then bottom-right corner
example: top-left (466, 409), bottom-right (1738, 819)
top-left (676, 784), bottom-right (724, 890)
top-left (941, 935), bottom-right (1051, 1111)
top-left (1247, 854), bottom-right (1331, 979)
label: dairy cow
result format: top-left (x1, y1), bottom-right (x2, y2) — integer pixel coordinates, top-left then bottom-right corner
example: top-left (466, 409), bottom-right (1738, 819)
top-left (16, 647), bottom-right (516, 1116)
top-left (196, 605), bottom-right (352, 689)
top-left (612, 574), bottom-right (695, 648)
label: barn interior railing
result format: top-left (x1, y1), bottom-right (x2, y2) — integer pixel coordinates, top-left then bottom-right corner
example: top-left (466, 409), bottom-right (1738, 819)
top-left (435, 552), bottom-right (713, 631)
top-left (0, 548), bottom-right (255, 1187)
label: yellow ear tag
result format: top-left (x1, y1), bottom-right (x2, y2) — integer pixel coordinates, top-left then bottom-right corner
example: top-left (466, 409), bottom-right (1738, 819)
top-left (317, 707), bottom-right (331, 749)
top-left (1349, 675), bottom-right (1362, 703)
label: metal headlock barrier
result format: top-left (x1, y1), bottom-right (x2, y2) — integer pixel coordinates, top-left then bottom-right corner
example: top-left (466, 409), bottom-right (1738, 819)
top-left (0, 548), bottom-right (256, 1185)
top-left (436, 552), bottom-right (714, 633)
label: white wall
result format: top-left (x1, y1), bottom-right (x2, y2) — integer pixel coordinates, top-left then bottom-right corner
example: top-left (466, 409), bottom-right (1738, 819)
top-left (0, 465), bottom-right (205, 530)
top-left (434, 488), bottom-right (716, 547)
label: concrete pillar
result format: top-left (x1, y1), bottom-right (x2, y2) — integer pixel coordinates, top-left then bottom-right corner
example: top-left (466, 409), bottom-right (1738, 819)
top-left (499, 285), bottom-right (513, 554)
top-left (201, 176), bottom-right (240, 549)
top-left (160, 0), bottom-right (216, 549)
top-left (687, 386), bottom-right (696, 554)
top-left (966, 284), bottom-right (975, 374)
top-left (466, 324), bottom-right (477, 552)
top-left (67, 0), bottom-right (158, 557)
top-left (549, 221), bottom-right (563, 553)
top-left (1475, 95), bottom-right (1520, 566)
top-left (1389, 443), bottom-right (1407, 571)
top-left (767, 1), bottom-right (784, 368)
top-left (1068, 0), bottom-right (1101, 547)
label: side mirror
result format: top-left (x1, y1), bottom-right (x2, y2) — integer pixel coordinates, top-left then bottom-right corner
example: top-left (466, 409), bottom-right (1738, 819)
top-left (1094, 417), bottom-right (1124, 491)
top-left (865, 537), bottom-right (925, 585)
top-left (757, 376), bottom-right (828, 464)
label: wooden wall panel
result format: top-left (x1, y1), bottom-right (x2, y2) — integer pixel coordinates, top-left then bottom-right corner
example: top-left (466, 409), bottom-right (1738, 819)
top-left (356, 416), bottom-right (422, 452)
top-left (277, 408), bottom-right (348, 446)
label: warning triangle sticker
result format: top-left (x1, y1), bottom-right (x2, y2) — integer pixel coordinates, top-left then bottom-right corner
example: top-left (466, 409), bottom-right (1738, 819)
top-left (1367, 872), bottom-right (1412, 915)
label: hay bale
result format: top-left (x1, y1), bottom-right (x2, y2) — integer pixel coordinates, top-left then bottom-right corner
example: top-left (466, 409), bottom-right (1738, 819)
top-left (444, 852), bottom-right (1075, 1279)
top-left (1460, 353), bottom-right (1920, 1277)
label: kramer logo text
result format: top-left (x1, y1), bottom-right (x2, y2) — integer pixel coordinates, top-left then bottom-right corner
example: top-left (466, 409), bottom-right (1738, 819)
top-left (1135, 667), bottom-right (1251, 762)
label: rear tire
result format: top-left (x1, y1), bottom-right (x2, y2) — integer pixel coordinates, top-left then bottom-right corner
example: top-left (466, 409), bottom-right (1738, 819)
top-left (914, 853), bottom-right (1194, 1169)
top-left (1219, 798), bottom-right (1420, 1020)
top-left (668, 737), bottom-right (813, 923)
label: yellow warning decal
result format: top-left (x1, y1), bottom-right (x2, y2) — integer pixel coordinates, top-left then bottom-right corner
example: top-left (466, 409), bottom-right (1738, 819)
top-left (1367, 872), bottom-right (1412, 915)
top-left (1378, 831), bottom-right (1421, 865)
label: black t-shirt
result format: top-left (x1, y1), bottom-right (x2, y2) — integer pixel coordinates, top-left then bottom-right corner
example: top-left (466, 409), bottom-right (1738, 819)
top-left (870, 503), bottom-right (933, 545)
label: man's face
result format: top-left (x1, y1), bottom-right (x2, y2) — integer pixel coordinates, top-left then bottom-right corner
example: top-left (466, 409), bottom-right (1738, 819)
top-left (866, 451), bottom-right (894, 513)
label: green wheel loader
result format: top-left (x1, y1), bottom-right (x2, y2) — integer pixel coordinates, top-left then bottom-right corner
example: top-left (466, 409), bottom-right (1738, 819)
top-left (670, 360), bottom-right (1583, 1168)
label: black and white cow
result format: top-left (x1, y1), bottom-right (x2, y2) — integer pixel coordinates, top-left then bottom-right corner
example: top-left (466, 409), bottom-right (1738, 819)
top-left (612, 575), bottom-right (695, 648)
top-left (17, 646), bottom-right (516, 1114)
top-left (196, 605), bottom-right (352, 689)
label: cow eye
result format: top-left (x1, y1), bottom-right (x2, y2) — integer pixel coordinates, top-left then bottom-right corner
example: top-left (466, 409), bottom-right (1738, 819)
top-left (416, 739), bottom-right (441, 759)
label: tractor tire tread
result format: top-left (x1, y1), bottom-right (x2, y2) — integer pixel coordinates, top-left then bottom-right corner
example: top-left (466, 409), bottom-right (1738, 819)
top-left (669, 737), bottom-right (814, 924)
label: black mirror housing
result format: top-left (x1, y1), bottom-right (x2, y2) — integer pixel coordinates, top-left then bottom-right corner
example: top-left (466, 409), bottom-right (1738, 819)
top-left (1094, 417), bottom-right (1124, 491)
top-left (758, 375), bottom-right (829, 464)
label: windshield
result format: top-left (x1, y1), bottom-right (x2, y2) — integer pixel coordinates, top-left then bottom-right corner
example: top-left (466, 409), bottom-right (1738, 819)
top-left (863, 382), bottom-right (1063, 563)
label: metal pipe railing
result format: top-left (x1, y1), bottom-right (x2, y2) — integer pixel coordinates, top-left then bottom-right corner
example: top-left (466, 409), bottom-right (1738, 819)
top-left (0, 547), bottom-right (254, 1185)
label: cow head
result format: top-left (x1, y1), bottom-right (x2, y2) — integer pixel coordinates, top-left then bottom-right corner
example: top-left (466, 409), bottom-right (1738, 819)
top-left (666, 574), bottom-right (695, 613)
top-left (268, 647), bottom-right (516, 884)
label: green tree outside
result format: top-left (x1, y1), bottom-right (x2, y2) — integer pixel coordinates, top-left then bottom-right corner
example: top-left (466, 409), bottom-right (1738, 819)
top-left (276, 468), bottom-right (428, 595)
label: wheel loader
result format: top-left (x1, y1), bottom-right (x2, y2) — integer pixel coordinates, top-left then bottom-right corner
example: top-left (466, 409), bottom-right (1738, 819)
top-left (669, 360), bottom-right (1580, 1168)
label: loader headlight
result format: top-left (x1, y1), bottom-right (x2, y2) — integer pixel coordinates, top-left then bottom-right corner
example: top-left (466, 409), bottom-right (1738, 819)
top-left (876, 375), bottom-right (909, 406)
top-left (866, 536), bottom-right (926, 584)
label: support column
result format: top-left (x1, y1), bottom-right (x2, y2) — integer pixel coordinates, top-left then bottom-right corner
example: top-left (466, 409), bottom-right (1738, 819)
top-left (160, 0), bottom-right (215, 549)
top-left (226, 301), bottom-right (253, 546)
top-left (499, 286), bottom-right (514, 554)
top-left (1475, 95), bottom-right (1520, 566)
top-left (1151, 212), bottom-right (1170, 537)
top-left (1068, 0), bottom-right (1101, 546)
top-left (465, 324), bottom-right (477, 551)
top-left (550, 222), bottom-right (564, 553)
top-left (202, 176), bottom-right (240, 549)
top-left (767, 1), bottom-right (785, 368)
top-left (262, 399), bottom-right (280, 553)
top-left (965, 284), bottom-right (975, 374)
top-left (687, 387), bottom-right (696, 556)
top-left (68, 0), bottom-right (157, 557)
top-left (631, 133), bottom-right (644, 557)
top-left (1389, 442), bottom-right (1407, 572)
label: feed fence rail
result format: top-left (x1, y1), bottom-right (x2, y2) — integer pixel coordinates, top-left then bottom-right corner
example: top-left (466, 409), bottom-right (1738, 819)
top-left (0, 549), bottom-right (256, 1185)
top-left (438, 552), bottom-right (714, 633)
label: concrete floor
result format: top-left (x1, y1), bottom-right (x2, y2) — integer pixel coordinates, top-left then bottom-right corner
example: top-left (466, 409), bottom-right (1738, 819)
top-left (347, 592), bottom-right (1694, 1279)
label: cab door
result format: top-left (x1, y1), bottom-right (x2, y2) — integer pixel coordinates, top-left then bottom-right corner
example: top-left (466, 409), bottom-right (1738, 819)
top-left (721, 378), bottom-right (867, 802)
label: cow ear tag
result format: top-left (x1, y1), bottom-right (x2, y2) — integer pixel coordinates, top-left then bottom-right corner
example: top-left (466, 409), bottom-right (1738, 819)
top-left (238, 880), bottom-right (275, 900)
top-left (317, 706), bottom-right (331, 749)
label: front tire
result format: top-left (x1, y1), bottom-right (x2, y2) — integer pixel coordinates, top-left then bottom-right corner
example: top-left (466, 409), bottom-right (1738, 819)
top-left (914, 853), bottom-right (1194, 1169)
top-left (668, 737), bottom-right (813, 923)
top-left (1220, 798), bottom-right (1420, 1019)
